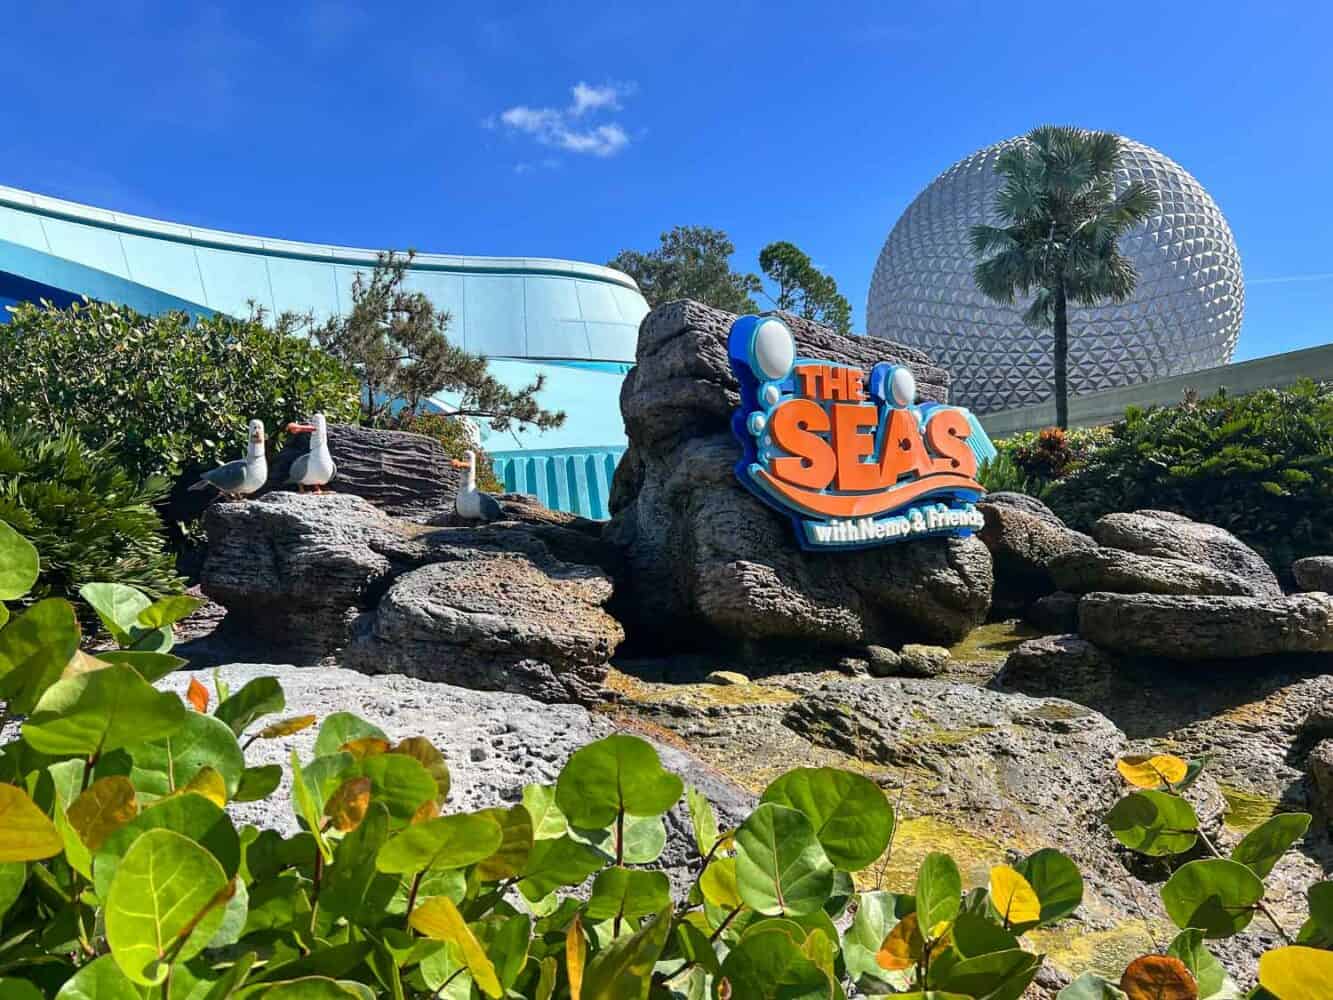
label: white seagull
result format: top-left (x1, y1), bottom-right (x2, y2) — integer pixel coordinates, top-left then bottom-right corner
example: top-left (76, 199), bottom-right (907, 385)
top-left (285, 414), bottom-right (336, 493)
top-left (451, 449), bottom-right (503, 522)
top-left (190, 419), bottom-right (268, 499)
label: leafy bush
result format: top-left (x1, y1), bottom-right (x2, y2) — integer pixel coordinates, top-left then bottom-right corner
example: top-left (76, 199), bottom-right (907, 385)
top-left (0, 424), bottom-right (183, 604)
top-left (979, 426), bottom-right (1109, 498)
top-left (0, 298), bottom-right (361, 487)
top-left (1045, 381), bottom-right (1333, 569)
top-left (404, 412), bottom-right (503, 494)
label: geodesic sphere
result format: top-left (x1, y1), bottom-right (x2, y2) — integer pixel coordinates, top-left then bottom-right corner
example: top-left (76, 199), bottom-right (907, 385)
top-left (866, 136), bottom-right (1244, 414)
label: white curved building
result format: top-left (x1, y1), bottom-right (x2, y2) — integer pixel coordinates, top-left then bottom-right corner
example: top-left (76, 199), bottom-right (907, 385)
top-left (867, 135), bottom-right (1244, 415)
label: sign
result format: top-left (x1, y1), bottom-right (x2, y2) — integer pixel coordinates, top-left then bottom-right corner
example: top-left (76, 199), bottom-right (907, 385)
top-left (727, 314), bottom-right (991, 550)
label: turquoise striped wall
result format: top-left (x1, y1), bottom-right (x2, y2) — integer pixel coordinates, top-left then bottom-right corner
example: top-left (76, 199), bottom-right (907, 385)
top-left (489, 446), bottom-right (626, 521)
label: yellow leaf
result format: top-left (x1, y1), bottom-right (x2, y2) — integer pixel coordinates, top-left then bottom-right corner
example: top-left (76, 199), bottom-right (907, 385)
top-left (411, 799), bottom-right (440, 825)
top-left (179, 767), bottom-right (227, 808)
top-left (1117, 754), bottom-right (1189, 788)
top-left (876, 911), bottom-right (923, 971)
top-left (257, 714), bottom-right (317, 739)
top-left (187, 677), bottom-right (209, 713)
top-left (340, 737), bottom-right (390, 759)
top-left (409, 895), bottom-right (503, 998)
top-left (566, 912), bottom-right (586, 1000)
top-left (989, 865), bottom-right (1041, 927)
top-left (67, 775), bottom-right (138, 851)
top-left (1120, 954), bottom-right (1197, 1000)
top-left (0, 784), bottom-right (64, 862)
top-left (699, 856), bottom-right (741, 909)
top-left (325, 777), bottom-right (372, 833)
top-left (1258, 945), bottom-right (1333, 1000)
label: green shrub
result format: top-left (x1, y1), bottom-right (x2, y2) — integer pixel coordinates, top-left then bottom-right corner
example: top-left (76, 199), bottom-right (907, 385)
top-left (0, 424), bottom-right (183, 604)
top-left (1045, 381), bottom-right (1333, 568)
top-left (980, 426), bottom-right (1110, 498)
top-left (0, 298), bottom-right (361, 487)
top-left (402, 411), bottom-right (504, 494)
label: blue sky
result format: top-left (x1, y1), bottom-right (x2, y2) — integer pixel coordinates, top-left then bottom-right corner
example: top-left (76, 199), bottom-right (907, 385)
top-left (1, 0), bottom-right (1329, 360)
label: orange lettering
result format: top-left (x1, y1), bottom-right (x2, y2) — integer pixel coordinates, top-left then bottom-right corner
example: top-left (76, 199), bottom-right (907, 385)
top-left (847, 369), bottom-right (867, 402)
top-left (825, 367), bottom-right (849, 400)
top-left (925, 409), bottom-right (978, 479)
top-left (768, 398), bottom-right (835, 489)
top-left (831, 403), bottom-right (880, 492)
top-left (795, 364), bottom-right (823, 398)
top-left (876, 408), bottom-right (933, 484)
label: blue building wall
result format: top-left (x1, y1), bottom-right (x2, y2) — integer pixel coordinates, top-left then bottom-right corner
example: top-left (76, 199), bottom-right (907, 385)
top-left (0, 184), bottom-right (648, 517)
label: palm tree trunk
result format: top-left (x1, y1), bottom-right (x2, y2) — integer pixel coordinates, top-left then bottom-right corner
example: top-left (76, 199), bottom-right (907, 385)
top-left (1053, 283), bottom-right (1069, 429)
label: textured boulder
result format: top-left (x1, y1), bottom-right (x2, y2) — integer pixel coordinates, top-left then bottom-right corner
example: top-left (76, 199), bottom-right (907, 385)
top-left (201, 493), bottom-right (430, 661)
top-left (997, 634), bottom-right (1118, 693)
top-left (1078, 591), bottom-right (1333, 659)
top-left (1025, 591), bottom-right (1080, 633)
top-left (343, 535), bottom-right (624, 704)
top-left (1092, 511), bottom-right (1281, 597)
top-left (158, 663), bottom-right (753, 894)
top-left (1294, 556), bottom-right (1333, 594)
top-left (977, 495), bottom-right (1094, 607)
top-left (607, 301), bottom-right (991, 649)
top-left (1050, 546), bottom-right (1255, 597)
top-left (270, 423), bottom-right (460, 520)
top-left (1309, 739), bottom-right (1333, 818)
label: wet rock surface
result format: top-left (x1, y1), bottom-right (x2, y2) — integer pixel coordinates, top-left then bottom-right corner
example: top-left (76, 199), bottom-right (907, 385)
top-left (607, 301), bottom-right (993, 649)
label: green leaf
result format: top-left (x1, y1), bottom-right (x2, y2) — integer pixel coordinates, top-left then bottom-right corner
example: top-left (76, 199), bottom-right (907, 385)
top-left (234, 765), bottom-right (283, 802)
top-left (213, 677), bottom-right (285, 736)
top-left (474, 913), bottom-right (531, 990)
top-left (516, 835), bottom-right (606, 902)
top-left (581, 908), bottom-right (672, 1000)
top-left (136, 596), bottom-right (206, 630)
top-left (94, 793), bottom-right (240, 900)
top-left (1231, 812), bottom-right (1311, 878)
top-left (355, 753), bottom-right (439, 824)
top-left (717, 923), bottom-right (834, 1000)
top-left (676, 920), bottom-right (723, 978)
top-left (98, 650), bottom-right (188, 683)
top-left (0, 784), bottom-right (63, 862)
top-left (1161, 858), bottom-right (1265, 938)
top-left (106, 829), bottom-right (231, 985)
top-left (0, 520), bottom-right (40, 601)
top-left (249, 979), bottom-right (366, 998)
top-left (409, 896), bottom-right (502, 998)
top-left (375, 812), bottom-right (503, 874)
top-left (939, 948), bottom-right (1042, 1000)
top-left (314, 712), bottom-right (387, 758)
top-left (1057, 972), bottom-right (1129, 999)
top-left (290, 750), bottom-right (333, 863)
top-left (687, 786), bottom-right (719, 856)
top-left (915, 852), bottom-right (962, 933)
top-left (474, 804), bottom-right (534, 881)
top-left (80, 583), bottom-right (151, 645)
top-left (0, 861), bottom-right (27, 922)
top-left (951, 910), bottom-right (1020, 957)
top-left (844, 889), bottom-right (905, 982)
top-left (761, 766), bottom-right (895, 870)
top-left (734, 802), bottom-right (835, 917)
top-left (1105, 790), bottom-right (1199, 856)
top-left (555, 734), bottom-right (683, 828)
top-left (585, 867), bottom-right (671, 922)
top-left (23, 664), bottom-right (185, 757)
top-left (1015, 848), bottom-right (1084, 928)
top-left (126, 710), bottom-right (246, 799)
top-left (52, 953), bottom-right (148, 999)
top-left (570, 812), bottom-right (667, 864)
top-left (323, 801), bottom-right (397, 926)
top-left (1165, 928), bottom-right (1234, 998)
top-left (522, 783), bottom-right (568, 840)
top-left (0, 597), bottom-right (81, 715)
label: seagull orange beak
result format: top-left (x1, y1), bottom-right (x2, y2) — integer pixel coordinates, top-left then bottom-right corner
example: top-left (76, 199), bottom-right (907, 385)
top-left (450, 459), bottom-right (468, 468)
top-left (287, 422), bottom-right (317, 433)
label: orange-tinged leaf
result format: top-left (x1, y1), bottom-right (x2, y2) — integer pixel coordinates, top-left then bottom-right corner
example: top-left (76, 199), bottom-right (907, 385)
top-left (990, 865), bottom-right (1041, 927)
top-left (1117, 754), bottom-right (1189, 788)
top-left (340, 736), bottom-right (390, 759)
top-left (1258, 945), bottom-right (1333, 1000)
top-left (409, 895), bottom-right (503, 998)
top-left (411, 799), bottom-right (440, 825)
top-left (0, 784), bottom-right (64, 862)
top-left (325, 777), bottom-right (372, 832)
top-left (390, 736), bottom-right (451, 803)
top-left (257, 714), bottom-right (317, 739)
top-left (1120, 954), bottom-right (1198, 1000)
top-left (62, 649), bottom-right (114, 680)
top-left (67, 775), bottom-right (138, 851)
top-left (876, 911), bottom-right (922, 971)
top-left (187, 677), bottom-right (209, 713)
top-left (179, 767), bottom-right (227, 807)
top-left (567, 912), bottom-right (586, 999)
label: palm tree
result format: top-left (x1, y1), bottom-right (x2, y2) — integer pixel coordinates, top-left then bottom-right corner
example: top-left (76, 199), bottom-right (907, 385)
top-left (969, 126), bottom-right (1160, 428)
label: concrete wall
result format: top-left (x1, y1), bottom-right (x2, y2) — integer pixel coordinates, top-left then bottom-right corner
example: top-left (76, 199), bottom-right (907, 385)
top-left (978, 342), bottom-right (1333, 438)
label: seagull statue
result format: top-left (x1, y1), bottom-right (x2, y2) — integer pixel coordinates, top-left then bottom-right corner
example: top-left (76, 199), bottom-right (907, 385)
top-left (452, 449), bottom-right (503, 522)
top-left (190, 419), bottom-right (268, 499)
top-left (285, 413), bottom-right (336, 493)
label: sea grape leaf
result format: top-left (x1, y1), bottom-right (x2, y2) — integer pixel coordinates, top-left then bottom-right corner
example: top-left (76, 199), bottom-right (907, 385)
top-left (555, 734), bottom-right (682, 828)
top-left (733, 802), bottom-right (834, 917)
top-left (761, 766), bottom-right (894, 870)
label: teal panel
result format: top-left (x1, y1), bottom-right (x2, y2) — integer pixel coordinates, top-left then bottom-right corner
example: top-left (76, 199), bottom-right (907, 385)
top-left (196, 247), bottom-right (274, 317)
top-left (267, 256), bottom-right (340, 324)
top-left (463, 274), bottom-right (526, 357)
top-left (400, 270), bottom-right (468, 346)
top-left (119, 232), bottom-right (207, 305)
top-left (0, 204), bottom-right (49, 252)
top-left (523, 275), bottom-right (587, 358)
top-left (490, 446), bottom-right (626, 520)
top-left (40, 216), bottom-right (130, 279)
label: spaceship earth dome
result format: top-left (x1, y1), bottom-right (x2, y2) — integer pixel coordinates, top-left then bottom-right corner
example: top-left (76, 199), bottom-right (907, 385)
top-left (866, 135), bottom-right (1244, 414)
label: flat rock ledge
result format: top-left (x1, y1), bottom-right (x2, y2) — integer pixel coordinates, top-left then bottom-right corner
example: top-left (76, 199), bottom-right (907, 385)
top-left (1050, 545), bottom-right (1257, 597)
top-left (1078, 591), bottom-right (1333, 660)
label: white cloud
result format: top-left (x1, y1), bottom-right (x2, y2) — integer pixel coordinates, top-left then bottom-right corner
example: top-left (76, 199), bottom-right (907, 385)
top-left (492, 81), bottom-right (636, 158)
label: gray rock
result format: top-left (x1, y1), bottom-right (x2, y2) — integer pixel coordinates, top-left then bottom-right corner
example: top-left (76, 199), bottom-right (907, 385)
top-left (1050, 546), bottom-right (1255, 597)
top-left (1294, 556), bottom-right (1333, 594)
top-left (1078, 591), bottom-right (1333, 659)
top-left (1092, 511), bottom-right (1281, 597)
top-left (863, 646), bottom-right (903, 677)
top-left (1309, 739), bottom-right (1333, 819)
top-left (270, 423), bottom-right (460, 520)
top-left (343, 545), bottom-right (623, 705)
top-left (607, 301), bottom-right (992, 649)
top-left (705, 670), bottom-right (750, 686)
top-left (977, 498), bottom-right (1095, 608)
top-left (898, 644), bottom-right (951, 677)
top-left (1025, 591), bottom-right (1080, 633)
top-left (156, 663), bottom-right (754, 894)
top-left (997, 635), bottom-right (1118, 694)
top-left (983, 491), bottom-right (1066, 524)
top-left (201, 493), bottom-right (431, 662)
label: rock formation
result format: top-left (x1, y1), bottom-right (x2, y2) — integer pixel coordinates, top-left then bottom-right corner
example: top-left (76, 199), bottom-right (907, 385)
top-left (606, 301), bottom-right (993, 650)
top-left (1294, 555), bottom-right (1333, 593)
